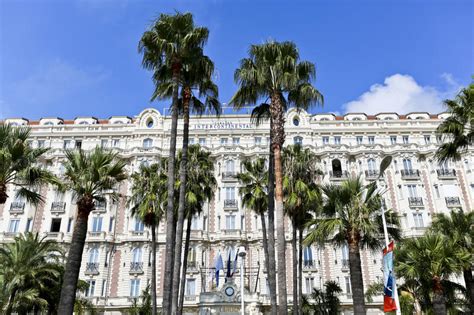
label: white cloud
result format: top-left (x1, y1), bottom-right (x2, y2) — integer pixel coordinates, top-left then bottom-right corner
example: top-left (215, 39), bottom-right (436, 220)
top-left (343, 74), bottom-right (461, 114)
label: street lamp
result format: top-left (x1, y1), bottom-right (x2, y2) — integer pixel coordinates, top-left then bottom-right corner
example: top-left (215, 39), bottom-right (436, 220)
top-left (238, 246), bottom-right (247, 315)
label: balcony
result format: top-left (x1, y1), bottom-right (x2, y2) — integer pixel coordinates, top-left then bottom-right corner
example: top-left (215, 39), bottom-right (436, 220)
top-left (10, 202), bottom-right (25, 214)
top-left (187, 261), bottom-right (199, 272)
top-left (341, 259), bottom-right (349, 271)
top-left (223, 229), bottom-right (241, 238)
top-left (94, 200), bottom-right (107, 213)
top-left (329, 171), bottom-right (349, 180)
top-left (85, 262), bottom-right (99, 275)
top-left (445, 197), bottom-right (461, 208)
top-left (184, 295), bottom-right (197, 302)
top-left (129, 262), bottom-right (144, 274)
top-left (437, 169), bottom-right (456, 179)
top-left (224, 199), bottom-right (238, 209)
top-left (365, 170), bottom-right (380, 179)
top-left (408, 197), bottom-right (424, 207)
top-left (222, 172), bottom-right (237, 181)
top-left (401, 169), bottom-right (420, 179)
top-left (51, 202), bottom-right (66, 214)
top-left (303, 260), bottom-right (318, 271)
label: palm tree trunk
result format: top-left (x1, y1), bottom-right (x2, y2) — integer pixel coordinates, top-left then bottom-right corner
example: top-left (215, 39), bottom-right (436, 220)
top-left (432, 280), bottom-right (447, 315)
top-left (58, 204), bottom-right (91, 314)
top-left (151, 222), bottom-right (157, 315)
top-left (267, 121), bottom-right (278, 315)
top-left (0, 183), bottom-right (7, 204)
top-left (171, 90), bottom-right (191, 314)
top-left (298, 229), bottom-right (303, 312)
top-left (178, 217), bottom-right (193, 315)
top-left (260, 213), bottom-right (270, 289)
top-left (464, 267), bottom-right (474, 311)
top-left (5, 288), bottom-right (17, 315)
top-left (348, 237), bottom-right (366, 315)
top-left (163, 62), bottom-right (180, 314)
top-left (292, 223), bottom-right (298, 315)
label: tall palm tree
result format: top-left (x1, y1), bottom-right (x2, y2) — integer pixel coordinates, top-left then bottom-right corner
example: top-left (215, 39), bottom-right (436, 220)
top-left (396, 233), bottom-right (471, 315)
top-left (282, 144), bottom-right (320, 315)
top-left (57, 147), bottom-right (127, 314)
top-left (430, 209), bottom-right (474, 311)
top-left (0, 233), bottom-right (63, 315)
top-left (128, 162), bottom-right (167, 315)
top-left (304, 177), bottom-right (400, 315)
top-left (177, 145), bottom-right (216, 314)
top-left (0, 124), bottom-right (57, 204)
top-left (139, 13), bottom-right (209, 312)
top-left (230, 40), bottom-right (323, 313)
top-left (436, 83), bottom-right (473, 163)
top-left (301, 280), bottom-right (342, 315)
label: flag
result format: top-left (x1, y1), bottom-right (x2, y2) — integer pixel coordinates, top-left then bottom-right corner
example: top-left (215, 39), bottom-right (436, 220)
top-left (383, 241), bottom-right (397, 312)
top-left (215, 253), bottom-right (223, 287)
top-left (226, 252), bottom-right (232, 282)
top-left (231, 249), bottom-right (240, 277)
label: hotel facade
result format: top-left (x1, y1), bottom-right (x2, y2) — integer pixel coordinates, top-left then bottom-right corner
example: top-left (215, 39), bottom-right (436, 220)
top-left (1, 108), bottom-right (473, 314)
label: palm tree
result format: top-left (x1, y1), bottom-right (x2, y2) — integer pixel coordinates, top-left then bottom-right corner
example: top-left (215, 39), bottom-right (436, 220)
top-left (177, 145), bottom-right (216, 314)
top-left (0, 124), bottom-right (57, 204)
top-left (430, 209), bottom-right (474, 311)
top-left (57, 147), bottom-right (127, 314)
top-left (301, 280), bottom-right (342, 315)
top-left (230, 40), bottom-right (323, 313)
top-left (436, 83), bottom-right (473, 163)
top-left (304, 177), bottom-right (400, 315)
top-left (282, 144), bottom-right (320, 314)
top-left (128, 162), bottom-right (167, 315)
top-left (396, 233), bottom-right (471, 315)
top-left (0, 233), bottom-right (63, 315)
top-left (139, 12), bottom-right (209, 312)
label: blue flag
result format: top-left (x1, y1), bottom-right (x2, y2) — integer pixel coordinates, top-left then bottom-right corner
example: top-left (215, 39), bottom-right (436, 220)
top-left (226, 252), bottom-right (232, 281)
top-left (215, 253), bottom-right (223, 287)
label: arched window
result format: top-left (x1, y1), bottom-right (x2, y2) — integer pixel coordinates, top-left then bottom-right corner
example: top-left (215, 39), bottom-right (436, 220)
top-left (143, 138), bottom-right (153, 148)
top-left (132, 247), bottom-right (142, 263)
top-left (44, 121), bottom-right (54, 126)
top-left (146, 118), bottom-right (154, 128)
top-left (294, 136), bottom-right (303, 145)
top-left (88, 248), bottom-right (99, 263)
top-left (331, 159), bottom-right (342, 177)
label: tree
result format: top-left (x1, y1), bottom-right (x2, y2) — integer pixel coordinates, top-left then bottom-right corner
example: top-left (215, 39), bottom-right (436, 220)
top-left (0, 233), bottom-right (63, 315)
top-left (139, 12), bottom-right (209, 312)
top-left (430, 209), bottom-right (474, 312)
top-left (231, 40), bottom-right (323, 313)
top-left (304, 177), bottom-right (400, 315)
top-left (128, 162), bottom-right (167, 315)
top-left (177, 145), bottom-right (216, 314)
top-left (396, 233), bottom-right (471, 315)
top-left (301, 280), bottom-right (342, 315)
top-left (436, 83), bottom-right (474, 163)
top-left (282, 144), bottom-right (320, 314)
top-left (58, 147), bottom-right (127, 314)
top-left (0, 124), bottom-right (57, 205)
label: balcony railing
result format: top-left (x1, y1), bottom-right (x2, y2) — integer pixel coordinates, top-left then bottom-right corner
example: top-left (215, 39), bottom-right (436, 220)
top-left (445, 197), bottom-right (461, 207)
top-left (94, 200), bottom-right (106, 212)
top-left (85, 262), bottom-right (99, 275)
top-left (303, 260), bottom-right (318, 270)
top-left (10, 202), bottom-right (25, 214)
top-left (223, 229), bottom-right (241, 237)
top-left (329, 171), bottom-right (348, 180)
top-left (224, 199), bottom-right (238, 209)
top-left (187, 261), bottom-right (198, 271)
top-left (51, 202), bottom-right (66, 213)
top-left (437, 169), bottom-right (456, 178)
top-left (408, 197), bottom-right (424, 207)
top-left (365, 170), bottom-right (380, 179)
top-left (401, 169), bottom-right (420, 179)
top-left (222, 172), bottom-right (237, 180)
top-left (129, 262), bottom-right (144, 274)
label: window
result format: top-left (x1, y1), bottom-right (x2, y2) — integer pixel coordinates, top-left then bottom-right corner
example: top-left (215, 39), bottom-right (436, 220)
top-left (225, 160), bottom-right (235, 173)
top-left (334, 136), bottom-right (341, 145)
top-left (305, 277), bottom-right (315, 294)
top-left (220, 138), bottom-right (228, 145)
top-left (189, 138), bottom-right (195, 145)
top-left (294, 136), bottom-right (303, 145)
top-left (79, 121), bottom-right (89, 125)
top-left (397, 185), bottom-right (403, 199)
top-left (85, 280), bottom-right (96, 297)
top-left (413, 213), bottom-right (424, 228)
top-left (92, 217), bottom-right (103, 232)
top-left (433, 185), bottom-right (440, 198)
top-left (436, 135), bottom-right (442, 143)
top-left (101, 139), bottom-right (109, 148)
top-left (403, 159), bottom-right (413, 171)
top-left (67, 218), bottom-right (73, 232)
top-left (199, 138), bottom-right (206, 146)
top-left (63, 140), bottom-right (72, 149)
top-left (356, 136), bottom-right (363, 145)
top-left (233, 137), bottom-right (240, 145)
top-left (342, 244), bottom-right (349, 267)
top-left (191, 214), bottom-right (199, 230)
top-left (132, 247), bottom-right (142, 263)
top-left (368, 136), bottom-right (375, 145)
top-left (75, 140), bottom-right (82, 149)
top-left (322, 136), bottom-right (329, 145)
top-left (134, 218), bottom-right (145, 232)
top-left (402, 135), bottom-right (409, 144)
top-left (146, 119), bottom-right (154, 128)
top-left (367, 159), bottom-right (376, 171)
top-left (50, 218), bottom-right (61, 232)
top-left (130, 279), bottom-right (141, 297)
top-left (225, 215), bottom-right (236, 230)
top-left (38, 140), bottom-right (45, 148)
top-left (254, 137), bottom-right (262, 145)
top-left (424, 135), bottom-right (431, 144)
top-left (143, 138), bottom-right (153, 148)
top-left (225, 187), bottom-right (235, 200)
top-left (407, 185), bottom-right (418, 198)
top-left (185, 279), bottom-right (196, 296)
top-left (345, 277), bottom-right (351, 295)
top-left (390, 136), bottom-right (397, 145)
top-left (303, 247), bottom-right (313, 264)
top-left (8, 219), bottom-right (20, 233)
top-left (112, 139), bottom-right (120, 147)
top-left (293, 117), bottom-right (300, 126)
top-left (25, 218), bottom-right (32, 232)
top-left (101, 280), bottom-right (107, 297)
top-left (105, 250), bottom-right (110, 267)
top-left (109, 217), bottom-right (114, 232)
top-left (88, 248), bottom-right (99, 264)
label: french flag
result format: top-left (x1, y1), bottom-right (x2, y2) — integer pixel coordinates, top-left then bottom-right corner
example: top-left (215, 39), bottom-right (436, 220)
top-left (383, 241), bottom-right (397, 312)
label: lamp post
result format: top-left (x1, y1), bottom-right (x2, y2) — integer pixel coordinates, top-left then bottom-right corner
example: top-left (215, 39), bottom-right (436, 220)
top-left (238, 246), bottom-right (246, 315)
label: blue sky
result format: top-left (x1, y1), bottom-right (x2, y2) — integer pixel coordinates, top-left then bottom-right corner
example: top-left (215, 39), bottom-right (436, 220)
top-left (0, 0), bottom-right (473, 120)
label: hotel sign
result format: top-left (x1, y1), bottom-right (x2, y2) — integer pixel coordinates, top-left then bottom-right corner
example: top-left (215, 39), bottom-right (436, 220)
top-left (193, 120), bottom-right (255, 130)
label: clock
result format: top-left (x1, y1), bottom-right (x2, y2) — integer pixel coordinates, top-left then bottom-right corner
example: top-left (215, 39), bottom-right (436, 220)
top-left (225, 286), bottom-right (235, 297)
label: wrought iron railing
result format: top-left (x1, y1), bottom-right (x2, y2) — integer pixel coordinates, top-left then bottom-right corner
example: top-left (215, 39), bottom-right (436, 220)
top-left (401, 169), bottom-right (420, 178)
top-left (408, 197), bottom-right (423, 207)
top-left (224, 199), bottom-right (237, 208)
top-left (329, 171), bottom-right (348, 179)
top-left (445, 197), bottom-right (461, 207)
top-left (437, 169), bottom-right (456, 177)
top-left (85, 262), bottom-right (99, 275)
top-left (10, 202), bottom-right (25, 213)
top-left (51, 202), bottom-right (66, 213)
top-left (129, 262), bottom-right (144, 274)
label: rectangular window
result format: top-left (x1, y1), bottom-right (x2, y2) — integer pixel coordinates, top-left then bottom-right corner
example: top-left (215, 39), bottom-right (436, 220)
top-left (191, 215), bottom-right (199, 230)
top-left (368, 136), bottom-right (375, 145)
top-left (402, 135), bottom-right (409, 144)
top-left (424, 135), bottom-right (431, 144)
top-left (63, 140), bottom-right (71, 149)
top-left (254, 137), bottom-right (262, 145)
top-left (38, 140), bottom-right (45, 148)
top-left (407, 185), bottom-right (418, 198)
top-left (225, 215), bottom-right (236, 230)
top-left (109, 217), bottom-right (114, 232)
top-left (345, 277), bottom-right (351, 294)
top-left (130, 279), bottom-right (140, 297)
top-left (233, 137), bottom-right (240, 145)
top-left (134, 219), bottom-right (145, 232)
top-left (101, 139), bottom-right (108, 148)
top-left (25, 218), bottom-right (32, 232)
top-left (50, 218), bottom-right (61, 232)
top-left (390, 136), bottom-right (397, 145)
top-left (433, 185), bottom-right (440, 198)
top-left (112, 139), bottom-right (120, 147)
top-left (75, 140), bottom-right (82, 149)
top-left (305, 277), bottom-right (314, 294)
top-left (220, 138), bottom-right (228, 145)
top-left (101, 280), bottom-right (107, 297)
top-left (225, 187), bottom-right (235, 200)
top-left (8, 219), bottom-right (20, 233)
top-left (199, 138), bottom-right (206, 146)
top-left (189, 138), bottom-right (195, 145)
top-left (67, 218), bottom-right (73, 233)
top-left (356, 136), bottom-right (363, 145)
top-left (334, 136), bottom-right (341, 145)
top-left (92, 217), bottom-right (103, 232)
top-left (85, 280), bottom-right (96, 297)
top-left (185, 279), bottom-right (196, 296)
top-left (413, 213), bottom-right (424, 228)
top-left (322, 136), bottom-right (329, 145)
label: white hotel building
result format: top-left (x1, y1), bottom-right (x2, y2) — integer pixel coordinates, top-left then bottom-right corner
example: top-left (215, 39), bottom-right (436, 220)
top-left (1, 108), bottom-right (473, 314)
